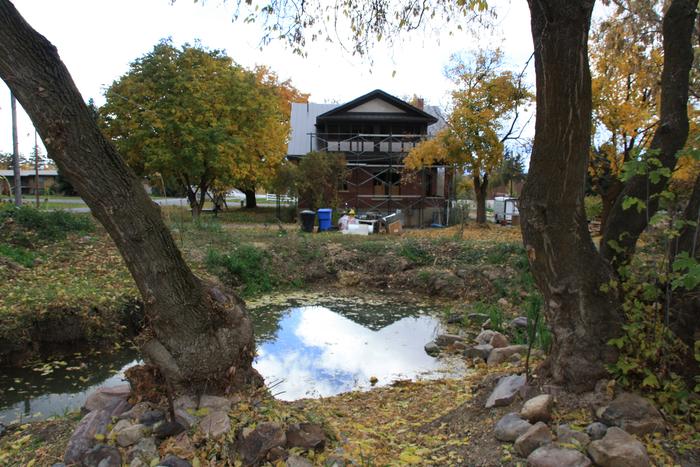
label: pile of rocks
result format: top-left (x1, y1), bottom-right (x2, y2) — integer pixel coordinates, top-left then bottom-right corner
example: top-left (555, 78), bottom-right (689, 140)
top-left (425, 328), bottom-right (535, 366)
top-left (56, 385), bottom-right (327, 467)
top-left (487, 376), bottom-right (665, 466)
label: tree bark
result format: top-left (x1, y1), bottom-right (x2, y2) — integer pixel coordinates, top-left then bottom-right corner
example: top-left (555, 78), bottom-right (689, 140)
top-left (243, 188), bottom-right (257, 209)
top-left (601, 0), bottom-right (697, 268)
top-left (0, 0), bottom-right (260, 394)
top-left (473, 173), bottom-right (488, 224)
top-left (521, 0), bottom-right (623, 391)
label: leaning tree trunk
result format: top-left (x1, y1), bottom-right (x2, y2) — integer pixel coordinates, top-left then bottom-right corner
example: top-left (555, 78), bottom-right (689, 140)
top-left (601, 0), bottom-right (696, 268)
top-left (0, 0), bottom-right (260, 394)
top-left (521, 0), bottom-right (623, 391)
top-left (473, 173), bottom-right (488, 224)
top-left (243, 188), bottom-right (257, 209)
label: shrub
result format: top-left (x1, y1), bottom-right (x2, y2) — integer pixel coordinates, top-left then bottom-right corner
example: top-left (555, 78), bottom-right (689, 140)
top-left (399, 240), bottom-right (432, 265)
top-left (0, 205), bottom-right (92, 241)
top-left (0, 243), bottom-right (37, 267)
top-left (206, 245), bottom-right (275, 296)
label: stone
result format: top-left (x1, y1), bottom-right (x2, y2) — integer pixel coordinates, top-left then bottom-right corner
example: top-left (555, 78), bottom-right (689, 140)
top-left (424, 341), bottom-right (440, 356)
top-left (511, 316), bottom-right (529, 329)
top-left (508, 353), bottom-right (523, 363)
top-left (467, 313), bottom-right (490, 323)
top-left (153, 420), bottom-right (185, 439)
top-left (268, 446), bottom-right (288, 462)
top-left (158, 454), bottom-right (192, 467)
top-left (495, 413), bottom-right (533, 442)
top-left (435, 334), bottom-right (466, 347)
top-left (485, 374), bottom-right (526, 408)
top-left (174, 395), bottom-right (196, 412)
top-left (487, 345), bottom-right (529, 366)
top-left (126, 437), bottom-right (158, 463)
top-left (498, 297), bottom-right (510, 307)
top-left (138, 409), bottom-right (165, 426)
top-left (587, 427), bottom-right (650, 467)
top-left (515, 422), bottom-right (553, 458)
top-left (520, 395), bottom-right (554, 423)
top-left (446, 314), bottom-right (464, 324)
top-left (585, 422), bottom-right (608, 441)
top-left (286, 455), bottom-right (314, 467)
top-left (119, 402), bottom-right (153, 421)
top-left (285, 423), bottom-right (326, 451)
top-left (481, 318), bottom-right (493, 329)
top-left (556, 424), bottom-right (590, 448)
top-left (63, 409), bottom-right (112, 464)
top-left (116, 424), bottom-right (146, 448)
top-left (84, 384), bottom-right (131, 413)
top-left (83, 444), bottom-right (121, 467)
top-left (51, 464), bottom-right (67, 467)
top-left (174, 408), bottom-right (199, 429)
top-left (239, 422), bottom-right (287, 466)
top-left (170, 432), bottom-right (195, 459)
top-left (463, 344), bottom-right (493, 361)
top-left (476, 330), bottom-right (497, 345)
top-left (489, 331), bottom-right (509, 348)
top-left (109, 419), bottom-right (133, 437)
top-left (598, 392), bottom-right (666, 435)
top-left (129, 459), bottom-right (147, 467)
top-left (199, 394), bottom-right (232, 412)
top-left (526, 444), bottom-right (592, 467)
top-left (199, 410), bottom-right (231, 439)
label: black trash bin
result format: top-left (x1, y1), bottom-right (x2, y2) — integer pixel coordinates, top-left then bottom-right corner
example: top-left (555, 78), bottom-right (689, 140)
top-left (300, 210), bottom-right (316, 232)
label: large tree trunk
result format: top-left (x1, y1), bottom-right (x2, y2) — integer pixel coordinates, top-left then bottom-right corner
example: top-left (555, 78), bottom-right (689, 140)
top-left (521, 0), bottom-right (623, 391)
top-left (601, 0), bottom-right (696, 268)
top-left (473, 173), bottom-right (488, 224)
top-left (243, 188), bottom-right (257, 209)
top-left (0, 0), bottom-right (260, 394)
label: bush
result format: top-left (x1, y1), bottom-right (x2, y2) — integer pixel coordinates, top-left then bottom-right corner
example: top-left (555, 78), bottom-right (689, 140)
top-left (0, 243), bottom-right (37, 267)
top-left (399, 240), bottom-right (432, 265)
top-left (206, 245), bottom-right (275, 296)
top-left (0, 204), bottom-right (93, 241)
top-left (585, 195), bottom-right (602, 221)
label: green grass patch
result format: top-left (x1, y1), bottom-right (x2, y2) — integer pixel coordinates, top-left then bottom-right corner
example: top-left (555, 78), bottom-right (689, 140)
top-left (0, 244), bottom-right (37, 267)
top-left (0, 204), bottom-right (92, 241)
top-left (399, 240), bottom-right (432, 265)
top-left (206, 245), bottom-right (275, 297)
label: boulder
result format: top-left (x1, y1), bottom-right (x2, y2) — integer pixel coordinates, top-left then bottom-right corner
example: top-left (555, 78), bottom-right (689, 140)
top-left (511, 317), bottom-right (529, 329)
top-left (116, 424), bottom-right (146, 448)
top-left (109, 419), bottom-right (133, 438)
top-left (597, 392), bottom-right (665, 435)
top-left (585, 422), bottom-right (608, 441)
top-left (239, 422), bottom-right (287, 466)
top-left (63, 409), bottom-right (112, 465)
top-left (514, 422), bottom-right (553, 458)
top-left (286, 455), bottom-right (314, 467)
top-left (158, 454), bottom-right (193, 467)
top-left (153, 420), bottom-right (185, 439)
top-left (199, 395), bottom-right (233, 412)
top-left (494, 413), bottom-right (532, 442)
top-left (285, 423), bottom-right (326, 451)
top-left (463, 344), bottom-right (493, 361)
top-left (485, 374), bottom-right (526, 408)
top-left (476, 330), bottom-right (497, 346)
top-left (556, 424), bottom-right (590, 448)
top-left (527, 445), bottom-right (592, 467)
top-left (174, 395), bottom-right (196, 412)
top-left (424, 341), bottom-right (440, 356)
top-left (84, 384), bottom-right (131, 413)
top-left (200, 411), bottom-right (231, 439)
top-left (138, 409), bottom-right (165, 426)
top-left (520, 394), bottom-right (553, 423)
top-left (82, 444), bottom-right (121, 467)
top-left (487, 345), bottom-right (529, 366)
top-left (174, 408), bottom-right (199, 429)
top-left (489, 332), bottom-right (509, 348)
top-left (467, 313), bottom-right (490, 323)
top-left (587, 427), bottom-right (650, 467)
top-left (118, 402), bottom-right (153, 421)
top-left (126, 437), bottom-right (158, 464)
top-left (435, 334), bottom-right (466, 347)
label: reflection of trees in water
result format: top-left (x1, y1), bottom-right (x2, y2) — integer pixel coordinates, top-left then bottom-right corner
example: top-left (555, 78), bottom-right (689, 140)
top-left (0, 347), bottom-right (139, 411)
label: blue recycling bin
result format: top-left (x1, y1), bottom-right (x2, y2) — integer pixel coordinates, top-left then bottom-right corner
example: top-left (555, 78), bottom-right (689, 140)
top-left (317, 208), bottom-right (333, 232)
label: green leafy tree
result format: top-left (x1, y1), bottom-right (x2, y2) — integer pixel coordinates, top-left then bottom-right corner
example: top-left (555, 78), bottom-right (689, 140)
top-left (295, 151), bottom-right (347, 210)
top-left (101, 40), bottom-right (288, 217)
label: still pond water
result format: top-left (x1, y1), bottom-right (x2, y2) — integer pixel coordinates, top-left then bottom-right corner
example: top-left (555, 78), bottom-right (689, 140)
top-left (0, 294), bottom-right (462, 423)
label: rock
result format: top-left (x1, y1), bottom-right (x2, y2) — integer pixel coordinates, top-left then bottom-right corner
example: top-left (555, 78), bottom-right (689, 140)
top-left (174, 408), bottom-right (199, 429)
top-left (424, 341), bottom-right (440, 356)
top-left (199, 394), bottom-right (232, 412)
top-left (126, 437), bottom-right (158, 463)
top-left (495, 413), bottom-right (533, 442)
top-left (63, 409), bottom-right (112, 464)
top-left (239, 422), bottom-right (287, 466)
top-left (527, 444), bottom-right (592, 467)
top-left (542, 384), bottom-right (566, 397)
top-left (83, 444), bottom-right (121, 467)
top-left (467, 313), bottom-right (490, 323)
top-left (489, 332), bottom-right (509, 348)
top-left (487, 345), bottom-right (529, 366)
top-left (84, 384), bottom-right (131, 413)
top-left (556, 424), bottom-right (590, 448)
top-left (174, 395), bottom-right (196, 412)
top-left (597, 392), bottom-right (665, 435)
top-left (511, 317), bottom-right (529, 329)
top-left (153, 420), bottom-right (185, 439)
top-left (199, 411), bottom-right (230, 439)
top-left (158, 454), bottom-right (192, 467)
top-left (119, 402), bottom-right (153, 421)
top-left (497, 297), bottom-right (510, 307)
top-left (463, 344), bottom-right (493, 361)
top-left (129, 459), bottom-right (147, 467)
top-left (485, 374), bottom-right (526, 408)
top-left (481, 318), bottom-right (492, 329)
top-left (116, 424), bottom-right (146, 448)
top-left (285, 423), bottom-right (326, 451)
top-left (515, 422), bottom-right (553, 458)
top-left (520, 395), bottom-right (554, 423)
top-left (109, 419), bottom-right (133, 437)
top-left (446, 314), bottom-right (464, 324)
top-left (286, 455), bottom-right (314, 467)
top-left (138, 410), bottom-right (165, 426)
top-left (587, 427), bottom-right (650, 467)
top-left (508, 353), bottom-right (523, 363)
top-left (585, 422), bottom-right (608, 441)
top-left (51, 464), bottom-right (67, 467)
top-left (268, 446), bottom-right (288, 462)
top-left (476, 330), bottom-right (497, 345)
top-left (435, 334), bottom-right (466, 347)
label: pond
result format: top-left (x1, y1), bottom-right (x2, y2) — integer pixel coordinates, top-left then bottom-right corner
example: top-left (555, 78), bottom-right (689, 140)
top-left (0, 293), bottom-right (464, 423)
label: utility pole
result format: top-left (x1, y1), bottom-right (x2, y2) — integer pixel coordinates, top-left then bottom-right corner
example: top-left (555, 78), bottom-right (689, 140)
top-left (34, 130), bottom-right (40, 207)
top-left (11, 92), bottom-right (22, 206)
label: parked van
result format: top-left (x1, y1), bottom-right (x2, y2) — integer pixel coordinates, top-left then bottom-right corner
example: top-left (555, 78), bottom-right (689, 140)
top-left (493, 196), bottom-right (519, 224)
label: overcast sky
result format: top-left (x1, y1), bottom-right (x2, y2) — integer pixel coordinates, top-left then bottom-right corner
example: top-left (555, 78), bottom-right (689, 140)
top-left (0, 0), bottom-right (537, 157)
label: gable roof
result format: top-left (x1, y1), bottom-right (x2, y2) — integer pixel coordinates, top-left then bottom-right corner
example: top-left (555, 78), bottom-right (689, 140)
top-left (316, 89), bottom-right (437, 124)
